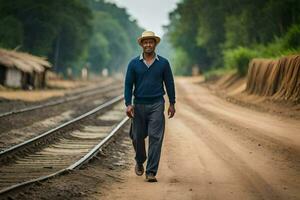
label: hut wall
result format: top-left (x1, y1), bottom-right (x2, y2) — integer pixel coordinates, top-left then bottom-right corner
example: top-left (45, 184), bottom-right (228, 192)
top-left (5, 68), bottom-right (22, 88)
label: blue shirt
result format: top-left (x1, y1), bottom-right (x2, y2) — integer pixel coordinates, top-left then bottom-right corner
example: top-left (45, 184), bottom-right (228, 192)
top-left (124, 54), bottom-right (176, 106)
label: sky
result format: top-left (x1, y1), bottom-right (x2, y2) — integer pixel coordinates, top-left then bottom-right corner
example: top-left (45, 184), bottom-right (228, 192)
top-left (108, 0), bottom-right (181, 37)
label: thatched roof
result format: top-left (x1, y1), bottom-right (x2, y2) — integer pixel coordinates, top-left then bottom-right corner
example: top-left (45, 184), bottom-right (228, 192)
top-left (0, 48), bottom-right (52, 73)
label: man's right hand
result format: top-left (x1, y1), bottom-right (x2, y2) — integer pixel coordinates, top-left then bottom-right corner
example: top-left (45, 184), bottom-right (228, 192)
top-left (126, 105), bottom-right (134, 118)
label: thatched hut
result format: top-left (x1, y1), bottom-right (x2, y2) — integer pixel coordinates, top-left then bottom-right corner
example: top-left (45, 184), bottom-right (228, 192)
top-left (0, 48), bottom-right (51, 89)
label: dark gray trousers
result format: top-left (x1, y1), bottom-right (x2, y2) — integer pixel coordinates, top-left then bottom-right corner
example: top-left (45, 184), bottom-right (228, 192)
top-left (129, 101), bottom-right (165, 176)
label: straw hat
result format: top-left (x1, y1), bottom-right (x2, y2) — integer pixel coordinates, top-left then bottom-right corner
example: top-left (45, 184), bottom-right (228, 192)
top-left (137, 31), bottom-right (161, 46)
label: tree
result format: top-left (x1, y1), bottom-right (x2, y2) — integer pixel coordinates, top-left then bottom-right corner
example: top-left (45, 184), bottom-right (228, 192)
top-left (165, 0), bottom-right (300, 74)
top-left (0, 0), bottom-right (92, 73)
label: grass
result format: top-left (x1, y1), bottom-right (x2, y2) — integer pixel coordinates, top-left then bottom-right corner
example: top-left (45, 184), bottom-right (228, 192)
top-left (203, 67), bottom-right (237, 81)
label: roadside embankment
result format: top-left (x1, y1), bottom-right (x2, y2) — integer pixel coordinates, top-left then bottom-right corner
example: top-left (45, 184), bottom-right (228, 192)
top-left (205, 54), bottom-right (300, 119)
top-left (246, 55), bottom-right (300, 102)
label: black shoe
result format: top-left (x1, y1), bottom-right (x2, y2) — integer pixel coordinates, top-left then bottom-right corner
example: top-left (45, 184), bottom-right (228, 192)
top-left (135, 164), bottom-right (144, 176)
top-left (145, 173), bottom-right (157, 182)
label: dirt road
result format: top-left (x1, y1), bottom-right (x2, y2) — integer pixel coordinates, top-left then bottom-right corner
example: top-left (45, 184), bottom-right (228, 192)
top-left (98, 77), bottom-right (300, 200)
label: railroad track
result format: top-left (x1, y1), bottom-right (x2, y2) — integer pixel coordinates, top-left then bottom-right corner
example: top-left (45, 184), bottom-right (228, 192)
top-left (0, 82), bottom-right (124, 150)
top-left (0, 80), bottom-right (123, 118)
top-left (0, 95), bottom-right (129, 195)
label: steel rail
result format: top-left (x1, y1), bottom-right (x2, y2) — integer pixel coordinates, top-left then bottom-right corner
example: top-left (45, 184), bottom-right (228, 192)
top-left (0, 83), bottom-right (122, 118)
top-left (0, 95), bottom-right (124, 159)
top-left (0, 116), bottom-right (130, 195)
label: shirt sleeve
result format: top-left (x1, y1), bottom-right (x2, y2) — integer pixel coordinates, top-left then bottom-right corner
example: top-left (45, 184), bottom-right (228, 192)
top-left (124, 61), bottom-right (135, 106)
top-left (163, 60), bottom-right (176, 104)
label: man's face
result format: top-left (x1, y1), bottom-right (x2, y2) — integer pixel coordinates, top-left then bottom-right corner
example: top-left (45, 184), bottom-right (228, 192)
top-left (141, 38), bottom-right (156, 54)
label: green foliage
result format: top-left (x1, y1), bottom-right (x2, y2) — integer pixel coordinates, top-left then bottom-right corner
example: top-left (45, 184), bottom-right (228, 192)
top-left (85, 0), bottom-right (142, 73)
top-left (220, 13), bottom-right (300, 74)
top-left (281, 24), bottom-right (300, 50)
top-left (166, 0), bottom-right (300, 75)
top-left (88, 32), bottom-right (110, 73)
top-left (95, 13), bottom-right (130, 72)
top-left (167, 0), bottom-right (211, 72)
top-left (171, 48), bottom-right (191, 75)
top-left (0, 16), bottom-right (23, 49)
top-left (0, 0), bottom-right (143, 76)
top-left (0, 0), bottom-right (93, 73)
top-left (224, 47), bottom-right (258, 75)
top-left (223, 14), bottom-right (249, 49)
top-left (86, 0), bottom-right (143, 73)
top-left (252, 24), bottom-right (300, 58)
top-left (157, 34), bottom-right (173, 60)
top-left (204, 67), bottom-right (237, 80)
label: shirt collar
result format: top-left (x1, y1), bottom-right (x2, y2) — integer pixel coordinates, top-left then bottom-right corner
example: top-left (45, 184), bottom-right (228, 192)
top-left (139, 53), bottom-right (159, 61)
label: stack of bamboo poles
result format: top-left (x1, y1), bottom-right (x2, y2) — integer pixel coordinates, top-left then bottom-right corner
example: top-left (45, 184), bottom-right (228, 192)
top-left (245, 55), bottom-right (300, 102)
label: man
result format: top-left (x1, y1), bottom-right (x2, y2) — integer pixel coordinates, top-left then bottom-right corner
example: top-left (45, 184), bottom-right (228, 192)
top-left (124, 31), bottom-right (176, 182)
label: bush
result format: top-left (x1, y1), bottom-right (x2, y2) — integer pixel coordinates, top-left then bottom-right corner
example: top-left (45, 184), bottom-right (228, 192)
top-left (219, 24), bottom-right (300, 77)
top-left (254, 24), bottom-right (300, 58)
top-left (282, 24), bottom-right (300, 50)
top-left (204, 67), bottom-right (236, 81)
top-left (223, 47), bottom-right (258, 76)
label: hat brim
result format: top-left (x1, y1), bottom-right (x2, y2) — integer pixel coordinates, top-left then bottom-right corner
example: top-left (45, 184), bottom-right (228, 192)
top-left (138, 36), bottom-right (160, 46)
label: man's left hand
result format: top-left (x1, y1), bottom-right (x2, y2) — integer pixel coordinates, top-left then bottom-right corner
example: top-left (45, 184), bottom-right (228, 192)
top-left (168, 104), bottom-right (176, 118)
